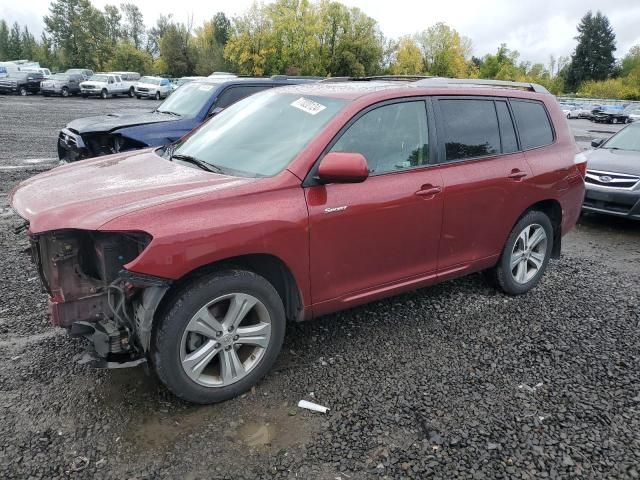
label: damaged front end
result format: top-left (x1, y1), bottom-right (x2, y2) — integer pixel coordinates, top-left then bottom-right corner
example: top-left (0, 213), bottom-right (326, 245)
top-left (29, 229), bottom-right (169, 367)
top-left (58, 128), bottom-right (148, 162)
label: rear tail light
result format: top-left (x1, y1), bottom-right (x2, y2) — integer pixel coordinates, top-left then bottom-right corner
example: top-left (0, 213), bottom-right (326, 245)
top-left (574, 152), bottom-right (587, 178)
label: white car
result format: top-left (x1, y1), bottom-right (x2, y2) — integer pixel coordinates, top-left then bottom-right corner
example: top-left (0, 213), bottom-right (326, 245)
top-left (134, 76), bottom-right (172, 99)
top-left (80, 73), bottom-right (130, 99)
top-left (172, 76), bottom-right (205, 91)
top-left (109, 71), bottom-right (141, 97)
top-left (562, 106), bottom-right (578, 119)
top-left (625, 109), bottom-right (640, 122)
top-left (23, 67), bottom-right (52, 79)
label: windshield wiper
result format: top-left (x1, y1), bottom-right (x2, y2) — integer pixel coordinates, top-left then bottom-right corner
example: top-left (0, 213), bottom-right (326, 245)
top-left (155, 109), bottom-right (181, 116)
top-left (170, 154), bottom-right (224, 174)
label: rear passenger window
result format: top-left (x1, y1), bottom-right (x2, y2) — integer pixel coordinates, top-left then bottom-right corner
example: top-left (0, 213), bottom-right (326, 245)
top-left (330, 101), bottom-right (429, 174)
top-left (438, 99), bottom-right (501, 162)
top-left (215, 86), bottom-right (271, 109)
top-left (511, 100), bottom-right (554, 149)
top-left (495, 101), bottom-right (518, 154)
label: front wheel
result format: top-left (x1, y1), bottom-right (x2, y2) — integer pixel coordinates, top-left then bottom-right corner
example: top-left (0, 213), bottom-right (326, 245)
top-left (100, 89), bottom-right (108, 99)
top-left (152, 269), bottom-right (286, 404)
top-left (128, 87), bottom-right (134, 98)
top-left (154, 91), bottom-right (161, 100)
top-left (61, 87), bottom-right (69, 97)
top-left (19, 87), bottom-right (27, 96)
top-left (488, 210), bottom-right (553, 295)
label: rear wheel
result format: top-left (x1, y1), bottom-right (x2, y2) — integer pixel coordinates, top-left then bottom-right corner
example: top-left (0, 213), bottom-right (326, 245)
top-left (19, 87), bottom-right (27, 96)
top-left (61, 87), bottom-right (69, 97)
top-left (128, 86), bottom-right (134, 97)
top-left (488, 210), bottom-right (553, 295)
top-left (152, 269), bottom-right (286, 404)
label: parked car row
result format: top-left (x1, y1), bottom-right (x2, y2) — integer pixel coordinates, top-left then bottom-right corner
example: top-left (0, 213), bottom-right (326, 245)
top-left (561, 102), bottom-right (638, 123)
top-left (11, 77), bottom-right (588, 404)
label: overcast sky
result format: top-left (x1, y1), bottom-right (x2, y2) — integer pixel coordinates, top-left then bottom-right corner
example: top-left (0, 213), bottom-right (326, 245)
top-left (3, 0), bottom-right (640, 65)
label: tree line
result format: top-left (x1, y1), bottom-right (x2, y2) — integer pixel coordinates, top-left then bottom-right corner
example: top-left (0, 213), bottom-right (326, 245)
top-left (0, 0), bottom-right (638, 99)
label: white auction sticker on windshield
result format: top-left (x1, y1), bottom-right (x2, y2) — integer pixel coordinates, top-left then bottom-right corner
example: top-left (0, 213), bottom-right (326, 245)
top-left (290, 97), bottom-right (326, 115)
top-left (198, 85), bottom-right (213, 91)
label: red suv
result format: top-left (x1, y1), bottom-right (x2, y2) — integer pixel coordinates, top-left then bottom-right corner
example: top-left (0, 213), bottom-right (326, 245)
top-left (10, 78), bottom-right (586, 404)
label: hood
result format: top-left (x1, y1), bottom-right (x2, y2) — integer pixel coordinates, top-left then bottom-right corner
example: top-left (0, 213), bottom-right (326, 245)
top-left (586, 148), bottom-right (640, 176)
top-left (67, 111), bottom-right (177, 134)
top-left (10, 150), bottom-right (254, 233)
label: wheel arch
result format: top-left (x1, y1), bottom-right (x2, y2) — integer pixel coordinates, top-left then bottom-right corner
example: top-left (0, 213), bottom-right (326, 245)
top-left (155, 253), bottom-right (304, 326)
top-left (517, 199), bottom-right (563, 259)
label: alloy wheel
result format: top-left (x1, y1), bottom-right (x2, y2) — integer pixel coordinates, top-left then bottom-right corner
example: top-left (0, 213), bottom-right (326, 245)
top-left (180, 293), bottom-right (272, 387)
top-left (510, 223), bottom-right (547, 284)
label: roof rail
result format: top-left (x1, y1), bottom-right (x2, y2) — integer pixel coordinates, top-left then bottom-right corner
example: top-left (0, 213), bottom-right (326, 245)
top-left (271, 75), bottom-right (325, 81)
top-left (414, 77), bottom-right (549, 93)
top-left (320, 75), bottom-right (435, 83)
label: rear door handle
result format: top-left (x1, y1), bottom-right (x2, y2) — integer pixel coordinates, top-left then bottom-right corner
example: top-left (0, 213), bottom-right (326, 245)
top-left (508, 170), bottom-right (528, 180)
top-left (415, 185), bottom-right (442, 197)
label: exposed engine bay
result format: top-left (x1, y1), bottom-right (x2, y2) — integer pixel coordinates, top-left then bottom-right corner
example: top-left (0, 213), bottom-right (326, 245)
top-left (29, 229), bottom-right (169, 367)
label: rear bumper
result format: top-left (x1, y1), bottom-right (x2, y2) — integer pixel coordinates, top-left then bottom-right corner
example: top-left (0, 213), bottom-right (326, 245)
top-left (583, 185), bottom-right (640, 219)
top-left (57, 128), bottom-right (90, 162)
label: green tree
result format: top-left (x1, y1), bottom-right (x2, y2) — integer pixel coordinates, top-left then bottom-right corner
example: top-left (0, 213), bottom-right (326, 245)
top-left (621, 45), bottom-right (640, 77)
top-left (213, 12), bottom-right (231, 46)
top-left (120, 2), bottom-right (145, 49)
top-left (159, 22), bottom-right (195, 76)
top-left (7, 22), bottom-right (22, 59)
top-left (44, 0), bottom-right (109, 69)
top-left (104, 5), bottom-right (122, 43)
top-left (0, 20), bottom-right (9, 60)
top-left (194, 19), bottom-right (227, 75)
top-left (417, 23), bottom-right (471, 77)
top-left (566, 11), bottom-right (616, 92)
top-left (20, 27), bottom-right (38, 60)
top-left (390, 36), bottom-right (423, 75)
top-left (479, 44), bottom-right (520, 80)
top-left (146, 14), bottom-right (173, 57)
top-left (109, 41), bottom-right (152, 72)
top-left (224, 3), bottom-right (274, 76)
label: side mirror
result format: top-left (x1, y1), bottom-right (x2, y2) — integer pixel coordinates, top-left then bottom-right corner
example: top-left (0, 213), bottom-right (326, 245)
top-left (208, 106), bottom-right (225, 117)
top-left (317, 152), bottom-right (369, 184)
top-left (591, 139), bottom-right (604, 148)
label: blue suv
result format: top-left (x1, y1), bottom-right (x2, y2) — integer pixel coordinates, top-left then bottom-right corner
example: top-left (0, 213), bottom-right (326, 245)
top-left (57, 76), bottom-right (320, 162)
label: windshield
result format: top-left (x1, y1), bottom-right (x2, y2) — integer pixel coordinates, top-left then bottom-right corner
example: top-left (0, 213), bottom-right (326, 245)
top-left (602, 125), bottom-right (640, 152)
top-left (170, 90), bottom-right (347, 177)
top-left (140, 76), bottom-right (160, 85)
top-left (156, 82), bottom-right (219, 117)
top-left (88, 74), bottom-right (108, 82)
top-left (51, 74), bottom-right (69, 81)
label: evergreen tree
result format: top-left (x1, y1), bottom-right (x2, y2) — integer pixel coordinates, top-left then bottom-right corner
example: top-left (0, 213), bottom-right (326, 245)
top-left (566, 11), bottom-right (616, 92)
top-left (0, 20), bottom-right (9, 60)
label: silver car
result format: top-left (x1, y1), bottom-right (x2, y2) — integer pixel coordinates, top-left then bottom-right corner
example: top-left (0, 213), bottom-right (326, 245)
top-left (40, 73), bottom-right (84, 97)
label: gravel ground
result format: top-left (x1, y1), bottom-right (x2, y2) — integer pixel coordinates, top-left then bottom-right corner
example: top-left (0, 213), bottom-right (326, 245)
top-left (1, 96), bottom-right (639, 479)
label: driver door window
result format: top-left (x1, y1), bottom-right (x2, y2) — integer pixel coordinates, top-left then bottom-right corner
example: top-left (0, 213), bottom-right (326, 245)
top-left (329, 101), bottom-right (429, 174)
top-left (213, 86), bottom-right (271, 111)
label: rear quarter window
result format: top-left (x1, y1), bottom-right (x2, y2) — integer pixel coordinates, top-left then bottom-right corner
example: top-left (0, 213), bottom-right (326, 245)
top-left (511, 100), bottom-right (554, 150)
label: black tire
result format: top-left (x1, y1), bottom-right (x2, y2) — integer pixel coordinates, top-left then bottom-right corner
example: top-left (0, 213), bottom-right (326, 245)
top-left (43, 93), bottom-right (50, 97)
top-left (100, 89), bottom-right (108, 99)
top-left (19, 87), bottom-right (27, 96)
top-left (487, 210), bottom-right (553, 295)
top-left (82, 93), bottom-right (88, 98)
top-left (128, 87), bottom-right (134, 97)
top-left (155, 91), bottom-right (161, 100)
top-left (152, 269), bottom-right (286, 404)
top-left (61, 87), bottom-right (69, 97)
top-left (136, 94), bottom-right (141, 99)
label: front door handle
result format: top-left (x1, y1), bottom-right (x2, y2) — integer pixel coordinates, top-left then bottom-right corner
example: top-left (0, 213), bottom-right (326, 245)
top-left (415, 185), bottom-right (442, 197)
top-left (508, 169), bottom-right (528, 180)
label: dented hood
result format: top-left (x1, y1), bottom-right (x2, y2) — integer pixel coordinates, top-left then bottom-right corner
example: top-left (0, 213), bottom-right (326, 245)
top-left (10, 149), bottom-right (254, 233)
top-left (67, 110), bottom-right (177, 134)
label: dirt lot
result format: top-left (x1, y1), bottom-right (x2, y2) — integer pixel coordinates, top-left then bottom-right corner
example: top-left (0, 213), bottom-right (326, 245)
top-left (1, 95), bottom-right (639, 479)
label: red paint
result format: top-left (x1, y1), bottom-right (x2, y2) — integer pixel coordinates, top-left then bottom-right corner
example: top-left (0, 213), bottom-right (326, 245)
top-left (10, 83), bottom-right (585, 323)
top-left (317, 152), bottom-right (369, 183)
